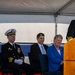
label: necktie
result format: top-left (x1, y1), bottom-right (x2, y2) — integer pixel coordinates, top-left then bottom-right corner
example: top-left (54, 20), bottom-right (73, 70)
top-left (12, 43), bottom-right (15, 48)
top-left (41, 45), bottom-right (46, 54)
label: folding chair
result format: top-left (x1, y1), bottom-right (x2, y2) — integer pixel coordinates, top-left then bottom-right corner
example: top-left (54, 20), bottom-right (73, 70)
top-left (39, 54), bottom-right (62, 75)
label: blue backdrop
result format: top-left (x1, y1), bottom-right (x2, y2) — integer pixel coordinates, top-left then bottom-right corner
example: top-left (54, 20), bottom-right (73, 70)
top-left (0, 43), bottom-right (53, 56)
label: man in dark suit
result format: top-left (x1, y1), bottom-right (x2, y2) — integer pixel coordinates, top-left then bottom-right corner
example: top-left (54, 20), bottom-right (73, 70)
top-left (1, 29), bottom-right (34, 75)
top-left (66, 20), bottom-right (75, 41)
top-left (30, 33), bottom-right (48, 72)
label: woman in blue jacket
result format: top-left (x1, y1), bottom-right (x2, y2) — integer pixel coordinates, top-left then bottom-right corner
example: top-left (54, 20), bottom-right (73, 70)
top-left (47, 34), bottom-right (63, 74)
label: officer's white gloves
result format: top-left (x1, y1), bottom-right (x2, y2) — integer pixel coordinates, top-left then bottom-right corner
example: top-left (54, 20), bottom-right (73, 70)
top-left (14, 59), bottom-right (23, 65)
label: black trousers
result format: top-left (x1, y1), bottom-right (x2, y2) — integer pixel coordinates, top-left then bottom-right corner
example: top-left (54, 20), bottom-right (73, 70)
top-left (5, 62), bottom-right (35, 75)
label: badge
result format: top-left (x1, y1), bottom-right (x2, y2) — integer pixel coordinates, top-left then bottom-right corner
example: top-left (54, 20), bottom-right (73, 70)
top-left (17, 48), bottom-right (21, 53)
top-left (8, 48), bottom-right (12, 50)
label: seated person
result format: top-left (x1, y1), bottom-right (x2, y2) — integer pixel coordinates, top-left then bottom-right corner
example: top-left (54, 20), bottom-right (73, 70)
top-left (66, 20), bottom-right (75, 41)
top-left (30, 33), bottom-right (48, 72)
top-left (47, 34), bottom-right (63, 74)
top-left (1, 29), bottom-right (35, 75)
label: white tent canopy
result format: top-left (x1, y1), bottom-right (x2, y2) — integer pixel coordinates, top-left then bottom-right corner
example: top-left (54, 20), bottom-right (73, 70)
top-left (0, 0), bottom-right (75, 16)
top-left (0, 0), bottom-right (75, 24)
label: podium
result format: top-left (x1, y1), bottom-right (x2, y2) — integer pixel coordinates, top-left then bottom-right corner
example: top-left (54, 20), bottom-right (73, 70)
top-left (64, 38), bottom-right (75, 75)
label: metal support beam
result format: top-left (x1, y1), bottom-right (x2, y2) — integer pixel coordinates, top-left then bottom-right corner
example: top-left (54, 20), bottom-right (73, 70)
top-left (54, 15), bottom-right (58, 35)
top-left (59, 13), bottom-right (75, 16)
top-left (0, 11), bottom-right (54, 15)
top-left (55, 0), bottom-right (75, 16)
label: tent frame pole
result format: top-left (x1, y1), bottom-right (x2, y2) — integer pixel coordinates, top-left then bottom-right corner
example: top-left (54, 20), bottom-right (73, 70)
top-left (55, 0), bottom-right (75, 15)
top-left (54, 15), bottom-right (58, 35)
